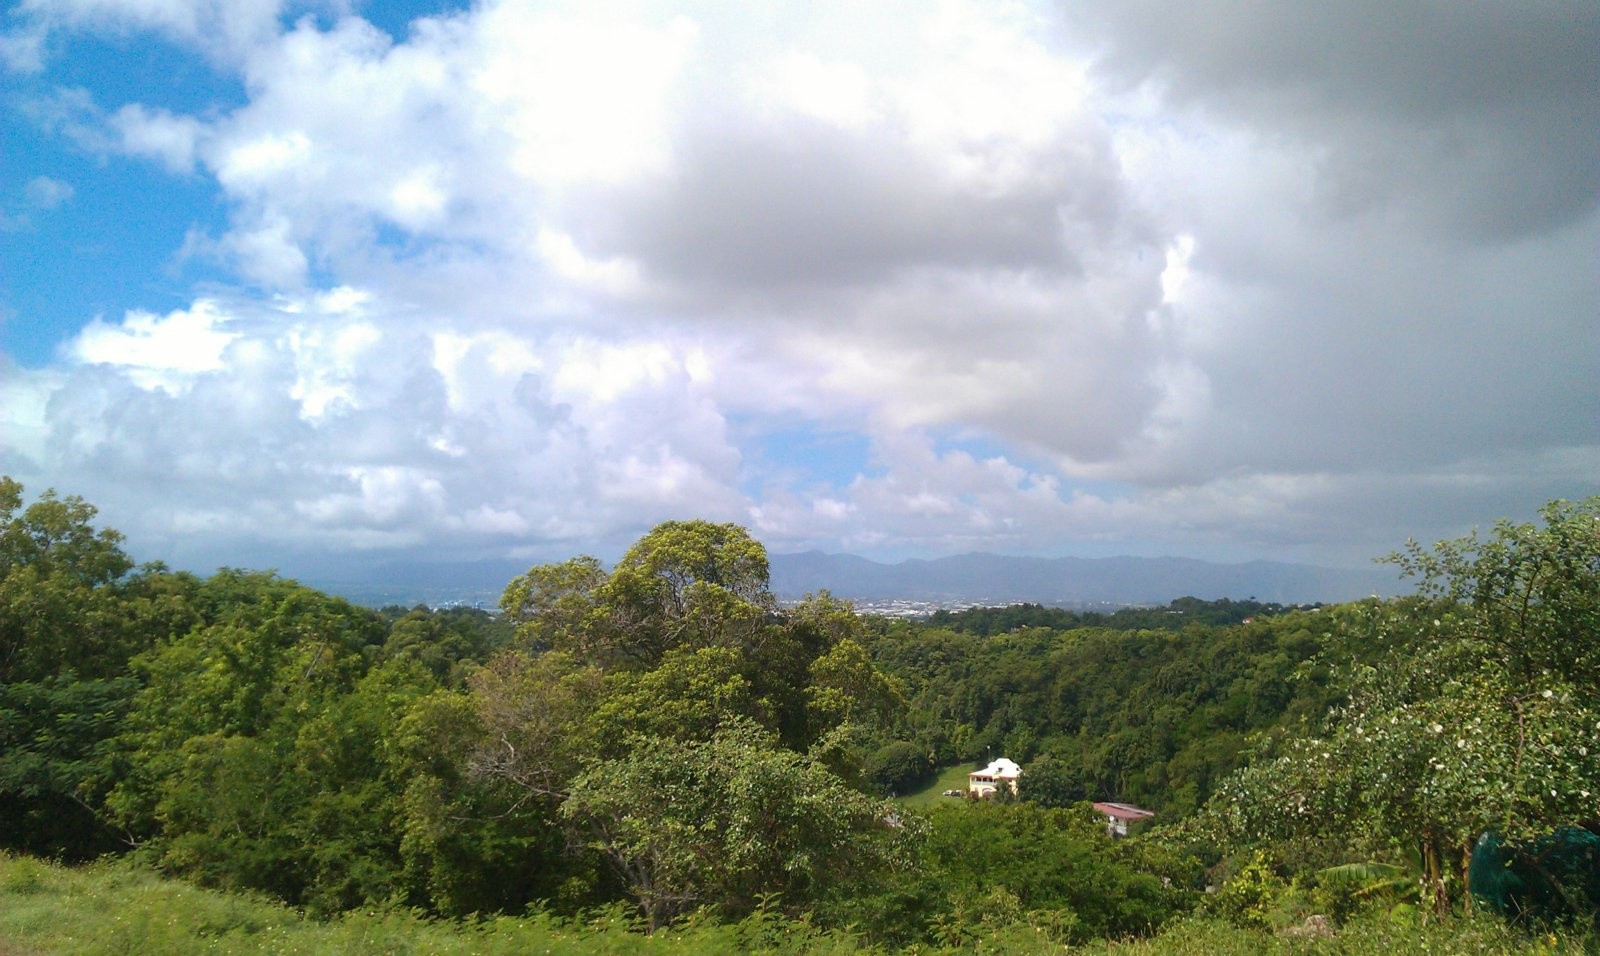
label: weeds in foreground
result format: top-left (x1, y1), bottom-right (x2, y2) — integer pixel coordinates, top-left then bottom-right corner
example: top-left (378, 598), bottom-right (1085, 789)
top-left (0, 853), bottom-right (1591, 955)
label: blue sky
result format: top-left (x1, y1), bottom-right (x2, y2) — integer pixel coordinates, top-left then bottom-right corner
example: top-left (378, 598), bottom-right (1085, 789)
top-left (2, 0), bottom-right (1596, 577)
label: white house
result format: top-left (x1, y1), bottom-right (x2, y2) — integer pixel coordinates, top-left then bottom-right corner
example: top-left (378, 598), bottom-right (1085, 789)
top-left (967, 757), bottom-right (1022, 798)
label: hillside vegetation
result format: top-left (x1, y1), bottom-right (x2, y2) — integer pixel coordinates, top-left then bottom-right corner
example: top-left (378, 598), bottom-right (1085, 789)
top-left (2, 474), bottom-right (1597, 949)
top-left (0, 852), bottom-right (1570, 955)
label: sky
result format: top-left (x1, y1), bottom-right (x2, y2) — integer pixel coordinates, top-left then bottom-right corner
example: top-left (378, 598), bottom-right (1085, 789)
top-left (1, 0), bottom-right (1596, 579)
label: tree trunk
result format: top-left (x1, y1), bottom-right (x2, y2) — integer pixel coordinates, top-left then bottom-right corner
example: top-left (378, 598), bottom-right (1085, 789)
top-left (1422, 835), bottom-right (1449, 918)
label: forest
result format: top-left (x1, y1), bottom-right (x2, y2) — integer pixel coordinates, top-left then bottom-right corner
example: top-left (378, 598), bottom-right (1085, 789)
top-left (2, 474), bottom-right (1598, 953)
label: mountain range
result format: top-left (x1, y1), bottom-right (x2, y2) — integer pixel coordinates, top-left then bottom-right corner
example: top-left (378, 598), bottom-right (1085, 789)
top-left (767, 551), bottom-right (1400, 607)
top-left (306, 551), bottom-right (1402, 609)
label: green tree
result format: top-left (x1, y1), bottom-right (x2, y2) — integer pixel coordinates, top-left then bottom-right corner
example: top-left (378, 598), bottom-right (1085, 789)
top-left (1018, 754), bottom-right (1084, 808)
top-left (560, 719), bottom-right (919, 931)
top-left (863, 740), bottom-right (933, 796)
top-left (0, 478), bottom-right (187, 859)
top-left (1203, 498), bottom-right (1600, 912)
top-left (503, 521), bottom-right (774, 669)
top-left (591, 645), bottom-right (770, 745)
top-left (104, 571), bottom-right (389, 893)
top-left (379, 605), bottom-right (506, 683)
top-left (0, 675), bottom-right (138, 857)
top-left (807, 636), bottom-right (905, 733)
top-left (391, 688), bottom-right (583, 915)
top-left (0, 477), bottom-right (136, 683)
top-left (461, 649), bottom-right (605, 802)
top-left (875, 802), bottom-right (1188, 947)
top-left (500, 556), bottom-right (609, 656)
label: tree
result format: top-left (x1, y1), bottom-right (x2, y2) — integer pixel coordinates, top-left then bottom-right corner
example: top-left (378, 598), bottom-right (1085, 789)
top-left (597, 519), bottom-right (775, 667)
top-left (0, 477), bottom-right (136, 683)
top-left (462, 650), bottom-right (605, 804)
top-left (1018, 755), bottom-right (1084, 809)
top-left (899, 803), bottom-right (1187, 946)
top-left (104, 572), bottom-right (387, 873)
top-left (1389, 497), bottom-right (1600, 689)
top-left (502, 521), bottom-right (775, 669)
top-left (482, 523), bottom-right (919, 927)
top-left (498, 529), bottom-right (898, 752)
top-left (864, 740), bottom-right (933, 796)
top-left (560, 719), bottom-right (918, 931)
top-left (500, 556), bottom-right (608, 656)
top-left (1202, 498), bottom-right (1600, 912)
top-left (807, 636), bottom-right (905, 733)
top-left (0, 478), bottom-right (179, 858)
top-left (591, 645), bottom-right (770, 745)
top-left (390, 688), bottom-right (580, 916)
top-left (379, 605), bottom-right (506, 683)
top-left (0, 674), bottom-right (138, 858)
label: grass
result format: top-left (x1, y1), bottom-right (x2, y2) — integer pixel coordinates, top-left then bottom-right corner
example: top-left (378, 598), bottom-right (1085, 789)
top-left (893, 764), bottom-right (977, 808)
top-left (0, 853), bottom-right (866, 955)
top-left (2, 852), bottom-right (1590, 955)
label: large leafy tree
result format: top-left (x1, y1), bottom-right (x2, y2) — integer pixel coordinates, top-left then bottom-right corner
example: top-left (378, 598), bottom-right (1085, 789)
top-left (918, 803), bottom-right (1186, 945)
top-left (492, 522), bottom-right (900, 759)
top-left (105, 572), bottom-right (404, 907)
top-left (1203, 498), bottom-right (1600, 910)
top-left (472, 522), bottom-right (913, 927)
top-left (560, 719), bottom-right (918, 931)
top-left (0, 477), bottom-right (189, 858)
top-left (502, 520), bottom-right (774, 668)
top-left (0, 477), bottom-right (136, 683)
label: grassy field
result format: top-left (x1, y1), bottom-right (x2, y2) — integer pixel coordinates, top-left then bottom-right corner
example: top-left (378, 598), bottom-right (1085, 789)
top-left (1, 852), bottom-right (1587, 955)
top-left (0, 852), bottom-right (859, 955)
top-left (893, 764), bottom-right (977, 808)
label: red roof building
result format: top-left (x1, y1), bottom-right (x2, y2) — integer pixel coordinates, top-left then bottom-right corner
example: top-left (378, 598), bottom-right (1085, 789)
top-left (1092, 801), bottom-right (1154, 837)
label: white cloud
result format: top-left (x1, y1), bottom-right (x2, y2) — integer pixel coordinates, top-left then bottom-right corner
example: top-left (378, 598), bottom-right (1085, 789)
top-left (13, 0), bottom-right (289, 65)
top-left (0, 25), bottom-right (46, 73)
top-left (68, 300), bottom-right (239, 392)
top-left (535, 229), bottom-right (645, 299)
top-left (1, 0), bottom-right (1594, 575)
top-left (24, 176), bottom-right (74, 208)
top-left (215, 129), bottom-right (313, 189)
top-left (286, 318), bottom-right (380, 419)
top-left (1159, 234), bottom-right (1194, 305)
top-left (758, 53), bottom-right (877, 129)
top-left (110, 104), bottom-right (206, 173)
top-left (468, 5), bottom-right (697, 186)
top-left (222, 213), bottom-right (310, 287)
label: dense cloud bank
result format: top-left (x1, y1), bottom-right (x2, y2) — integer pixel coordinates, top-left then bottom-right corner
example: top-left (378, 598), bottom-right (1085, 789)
top-left (2, 0), bottom-right (1595, 571)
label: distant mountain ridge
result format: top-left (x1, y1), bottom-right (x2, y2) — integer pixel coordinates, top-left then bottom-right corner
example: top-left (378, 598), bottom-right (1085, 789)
top-left (304, 550), bottom-right (1402, 609)
top-left (767, 551), bottom-right (1401, 606)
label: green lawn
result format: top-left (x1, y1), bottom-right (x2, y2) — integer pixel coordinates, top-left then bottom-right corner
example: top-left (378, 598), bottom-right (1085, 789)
top-left (894, 763), bottom-right (977, 808)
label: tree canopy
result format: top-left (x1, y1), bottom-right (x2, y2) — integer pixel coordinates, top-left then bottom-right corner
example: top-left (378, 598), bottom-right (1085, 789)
top-left (3, 473), bottom-right (1596, 943)
top-left (1200, 498), bottom-right (1600, 911)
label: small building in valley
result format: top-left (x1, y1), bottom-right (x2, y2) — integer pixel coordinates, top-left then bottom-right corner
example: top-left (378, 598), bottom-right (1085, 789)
top-left (968, 757), bottom-right (1022, 798)
top-left (1092, 801), bottom-right (1154, 837)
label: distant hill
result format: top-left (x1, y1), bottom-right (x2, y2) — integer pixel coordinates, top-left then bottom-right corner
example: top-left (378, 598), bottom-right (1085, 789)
top-left (303, 550), bottom-right (1401, 609)
top-left (767, 551), bottom-right (1402, 606)
top-left (302, 557), bottom-right (526, 609)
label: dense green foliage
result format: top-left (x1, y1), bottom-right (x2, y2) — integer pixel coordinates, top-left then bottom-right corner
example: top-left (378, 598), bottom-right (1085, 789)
top-left (926, 596), bottom-right (1303, 637)
top-left (1, 473), bottom-right (1595, 950)
top-left (1198, 499), bottom-right (1600, 915)
top-left (864, 608), bottom-right (1341, 815)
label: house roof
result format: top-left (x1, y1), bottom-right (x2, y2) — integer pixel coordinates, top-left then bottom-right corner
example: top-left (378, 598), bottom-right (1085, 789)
top-left (1092, 801), bottom-right (1155, 821)
top-left (970, 757), bottom-right (1022, 779)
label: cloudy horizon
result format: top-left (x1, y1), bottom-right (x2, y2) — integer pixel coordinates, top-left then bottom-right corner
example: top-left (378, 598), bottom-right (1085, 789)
top-left (2, 0), bottom-right (1595, 578)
